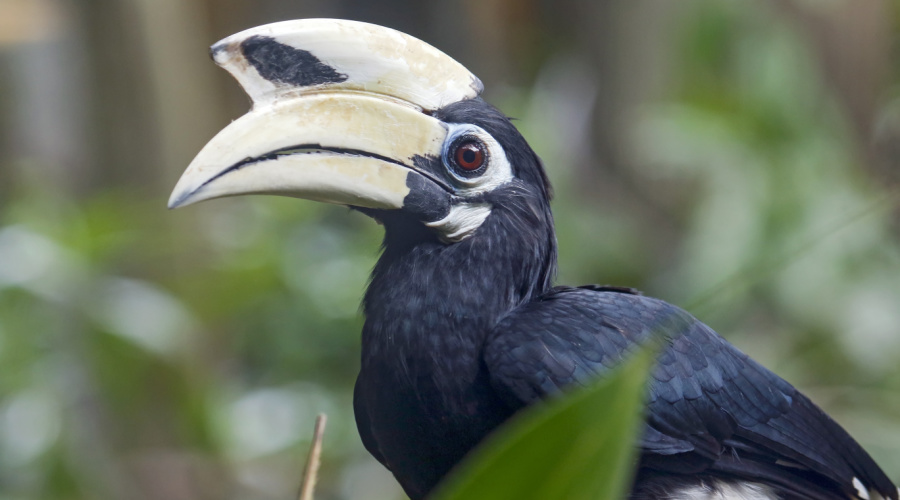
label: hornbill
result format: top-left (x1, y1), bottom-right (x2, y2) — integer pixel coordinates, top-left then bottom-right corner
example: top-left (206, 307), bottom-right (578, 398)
top-left (169, 19), bottom-right (898, 500)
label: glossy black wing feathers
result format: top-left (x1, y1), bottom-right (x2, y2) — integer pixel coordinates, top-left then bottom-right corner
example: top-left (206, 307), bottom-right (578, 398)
top-left (484, 287), bottom-right (896, 499)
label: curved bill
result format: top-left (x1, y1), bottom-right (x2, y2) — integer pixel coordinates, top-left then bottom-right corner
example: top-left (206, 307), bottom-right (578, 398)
top-left (168, 92), bottom-right (448, 209)
top-left (169, 19), bottom-right (478, 211)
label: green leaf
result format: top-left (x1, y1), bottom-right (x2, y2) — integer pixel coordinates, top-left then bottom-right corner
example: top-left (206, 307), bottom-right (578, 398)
top-left (431, 349), bottom-right (654, 500)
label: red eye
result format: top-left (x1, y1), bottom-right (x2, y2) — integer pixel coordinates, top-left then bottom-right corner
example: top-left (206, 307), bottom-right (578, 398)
top-left (454, 141), bottom-right (485, 171)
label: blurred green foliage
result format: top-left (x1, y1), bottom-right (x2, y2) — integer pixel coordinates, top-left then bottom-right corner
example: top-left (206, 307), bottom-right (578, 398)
top-left (1, 0), bottom-right (899, 499)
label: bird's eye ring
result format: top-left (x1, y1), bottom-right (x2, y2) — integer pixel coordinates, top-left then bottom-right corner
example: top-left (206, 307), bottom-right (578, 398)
top-left (449, 137), bottom-right (488, 177)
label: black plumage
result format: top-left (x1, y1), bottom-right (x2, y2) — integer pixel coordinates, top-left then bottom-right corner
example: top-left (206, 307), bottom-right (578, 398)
top-left (351, 98), bottom-right (897, 500)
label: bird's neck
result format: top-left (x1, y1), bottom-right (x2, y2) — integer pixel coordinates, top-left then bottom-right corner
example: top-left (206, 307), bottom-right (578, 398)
top-left (362, 203), bottom-right (557, 359)
top-left (356, 200), bottom-right (556, 495)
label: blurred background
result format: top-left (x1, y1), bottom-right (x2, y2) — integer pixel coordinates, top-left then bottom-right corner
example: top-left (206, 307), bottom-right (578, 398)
top-left (1, 0), bottom-right (900, 498)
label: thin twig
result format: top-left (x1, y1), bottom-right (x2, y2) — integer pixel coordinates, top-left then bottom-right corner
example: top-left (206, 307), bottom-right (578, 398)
top-left (298, 414), bottom-right (328, 500)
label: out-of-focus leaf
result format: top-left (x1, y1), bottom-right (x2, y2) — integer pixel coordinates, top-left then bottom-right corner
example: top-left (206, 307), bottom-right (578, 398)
top-left (431, 349), bottom-right (653, 500)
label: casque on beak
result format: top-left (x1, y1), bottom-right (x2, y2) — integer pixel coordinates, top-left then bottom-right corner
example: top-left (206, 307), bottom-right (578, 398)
top-left (168, 19), bottom-right (482, 211)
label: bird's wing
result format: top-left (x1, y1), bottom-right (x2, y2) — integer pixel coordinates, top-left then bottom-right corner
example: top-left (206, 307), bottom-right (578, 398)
top-left (484, 286), bottom-right (896, 500)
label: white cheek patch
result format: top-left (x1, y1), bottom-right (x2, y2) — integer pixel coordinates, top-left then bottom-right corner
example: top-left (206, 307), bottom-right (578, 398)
top-left (442, 123), bottom-right (514, 197)
top-left (425, 203), bottom-right (492, 243)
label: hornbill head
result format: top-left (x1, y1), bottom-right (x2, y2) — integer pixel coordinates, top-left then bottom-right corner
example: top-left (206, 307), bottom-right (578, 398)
top-left (169, 19), bottom-right (553, 248)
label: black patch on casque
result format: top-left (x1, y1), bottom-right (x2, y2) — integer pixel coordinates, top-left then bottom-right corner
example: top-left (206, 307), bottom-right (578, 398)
top-left (240, 35), bottom-right (348, 87)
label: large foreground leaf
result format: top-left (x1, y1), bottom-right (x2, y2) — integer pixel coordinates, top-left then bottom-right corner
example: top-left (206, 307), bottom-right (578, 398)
top-left (431, 349), bottom-right (653, 500)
